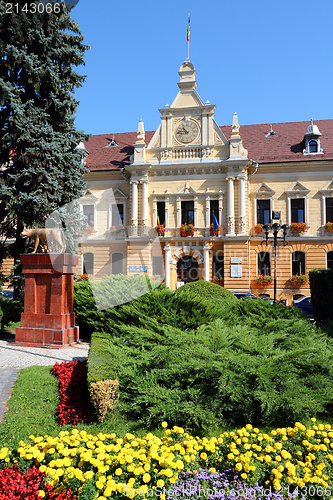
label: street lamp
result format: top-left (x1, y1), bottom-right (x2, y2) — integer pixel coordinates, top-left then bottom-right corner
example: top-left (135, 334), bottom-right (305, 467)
top-left (262, 223), bottom-right (289, 303)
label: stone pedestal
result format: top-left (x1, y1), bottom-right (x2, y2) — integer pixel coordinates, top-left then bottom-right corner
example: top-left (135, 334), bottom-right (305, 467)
top-left (15, 254), bottom-right (79, 347)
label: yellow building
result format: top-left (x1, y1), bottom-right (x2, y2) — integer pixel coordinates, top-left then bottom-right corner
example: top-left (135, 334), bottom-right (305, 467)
top-left (79, 60), bottom-right (333, 304)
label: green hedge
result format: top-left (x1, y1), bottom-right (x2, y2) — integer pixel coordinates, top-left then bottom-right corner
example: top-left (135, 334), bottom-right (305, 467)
top-left (175, 280), bottom-right (237, 302)
top-left (309, 268), bottom-right (333, 324)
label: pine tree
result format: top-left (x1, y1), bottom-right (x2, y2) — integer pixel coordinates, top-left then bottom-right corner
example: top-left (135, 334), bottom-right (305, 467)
top-left (0, 1), bottom-right (89, 295)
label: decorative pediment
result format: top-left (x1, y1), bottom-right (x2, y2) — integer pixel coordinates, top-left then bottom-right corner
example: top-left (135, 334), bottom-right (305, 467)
top-left (320, 180), bottom-right (333, 194)
top-left (111, 188), bottom-right (128, 199)
top-left (286, 182), bottom-right (310, 197)
top-left (81, 189), bottom-right (97, 202)
top-left (213, 122), bottom-right (228, 146)
top-left (252, 183), bottom-right (275, 198)
top-left (177, 182), bottom-right (197, 194)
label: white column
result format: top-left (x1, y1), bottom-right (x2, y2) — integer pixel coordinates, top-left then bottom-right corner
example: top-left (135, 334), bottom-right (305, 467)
top-left (176, 197), bottom-right (181, 229)
top-left (167, 116), bottom-right (172, 148)
top-left (203, 242), bottom-right (210, 281)
top-left (165, 197), bottom-right (169, 236)
top-left (141, 179), bottom-right (149, 235)
top-left (194, 196), bottom-right (198, 229)
top-left (208, 113), bottom-right (214, 144)
top-left (153, 197), bottom-right (157, 228)
top-left (131, 180), bottom-right (138, 237)
top-left (226, 176), bottom-right (235, 235)
top-left (322, 195), bottom-right (326, 226)
top-left (164, 243), bottom-right (171, 289)
top-left (202, 114), bottom-right (208, 146)
top-left (161, 117), bottom-right (167, 148)
top-left (205, 196), bottom-right (210, 236)
top-left (238, 174), bottom-right (246, 234)
top-left (219, 190), bottom-right (223, 230)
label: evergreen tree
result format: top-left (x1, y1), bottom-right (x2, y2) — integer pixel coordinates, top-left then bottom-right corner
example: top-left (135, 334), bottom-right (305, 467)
top-left (0, 0), bottom-right (89, 295)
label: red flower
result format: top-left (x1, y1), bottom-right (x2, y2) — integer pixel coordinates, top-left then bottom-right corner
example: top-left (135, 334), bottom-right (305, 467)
top-left (52, 360), bottom-right (93, 425)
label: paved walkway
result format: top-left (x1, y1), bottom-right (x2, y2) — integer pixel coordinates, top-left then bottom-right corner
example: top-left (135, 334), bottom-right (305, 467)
top-left (0, 338), bottom-right (90, 423)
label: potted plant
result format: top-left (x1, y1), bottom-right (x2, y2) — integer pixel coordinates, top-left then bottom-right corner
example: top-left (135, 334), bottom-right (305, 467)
top-left (211, 275), bottom-right (223, 286)
top-left (82, 226), bottom-right (96, 238)
top-left (290, 274), bottom-right (308, 287)
top-left (180, 224), bottom-right (194, 237)
top-left (254, 223), bottom-right (264, 235)
top-left (255, 274), bottom-right (273, 288)
top-left (289, 222), bottom-right (309, 234)
top-left (324, 222), bottom-right (333, 233)
top-left (210, 223), bottom-right (221, 236)
top-left (154, 223), bottom-right (165, 236)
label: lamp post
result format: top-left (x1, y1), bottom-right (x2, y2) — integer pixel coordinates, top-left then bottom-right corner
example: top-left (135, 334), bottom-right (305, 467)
top-left (262, 223), bottom-right (289, 303)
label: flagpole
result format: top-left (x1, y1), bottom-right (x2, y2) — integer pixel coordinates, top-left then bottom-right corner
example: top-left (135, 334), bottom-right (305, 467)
top-left (186, 13), bottom-right (190, 61)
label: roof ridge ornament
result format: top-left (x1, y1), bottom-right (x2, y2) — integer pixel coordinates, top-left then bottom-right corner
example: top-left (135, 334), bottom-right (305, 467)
top-left (265, 124), bottom-right (278, 137)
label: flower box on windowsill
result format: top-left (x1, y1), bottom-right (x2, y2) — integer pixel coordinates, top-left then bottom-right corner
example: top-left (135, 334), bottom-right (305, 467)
top-left (180, 224), bottom-right (194, 237)
top-left (255, 274), bottom-right (273, 288)
top-left (82, 227), bottom-right (97, 238)
top-left (289, 222), bottom-right (309, 235)
top-left (253, 223), bottom-right (264, 235)
top-left (324, 222), bottom-right (333, 233)
top-left (290, 274), bottom-right (308, 288)
top-left (107, 226), bottom-right (126, 239)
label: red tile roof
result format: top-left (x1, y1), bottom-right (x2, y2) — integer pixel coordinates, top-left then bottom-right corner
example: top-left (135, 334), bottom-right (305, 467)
top-left (84, 119), bottom-right (333, 171)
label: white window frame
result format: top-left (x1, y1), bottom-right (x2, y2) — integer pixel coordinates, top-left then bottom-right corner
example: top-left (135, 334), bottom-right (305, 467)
top-left (108, 189), bottom-right (128, 230)
top-left (286, 183), bottom-right (310, 228)
top-left (252, 183), bottom-right (275, 226)
top-left (80, 190), bottom-right (98, 232)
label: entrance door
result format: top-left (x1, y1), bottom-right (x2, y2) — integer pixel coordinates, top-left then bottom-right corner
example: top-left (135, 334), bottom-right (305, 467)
top-left (177, 256), bottom-right (199, 283)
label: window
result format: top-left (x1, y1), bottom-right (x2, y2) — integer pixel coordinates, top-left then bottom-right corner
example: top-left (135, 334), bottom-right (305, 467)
top-left (213, 254), bottom-right (224, 279)
top-left (157, 202), bottom-right (165, 225)
top-left (111, 203), bottom-right (124, 227)
top-left (327, 251), bottom-right (333, 270)
top-left (111, 252), bottom-right (123, 275)
top-left (210, 200), bottom-right (219, 225)
top-left (258, 251), bottom-right (271, 275)
top-left (83, 252), bottom-right (94, 275)
top-left (326, 198), bottom-right (333, 223)
top-left (257, 200), bottom-right (271, 225)
top-left (309, 140), bottom-right (318, 153)
top-left (291, 199), bottom-right (305, 223)
top-left (181, 201), bottom-right (194, 225)
top-left (83, 205), bottom-right (94, 227)
top-left (292, 251), bottom-right (305, 275)
top-left (153, 256), bottom-right (163, 277)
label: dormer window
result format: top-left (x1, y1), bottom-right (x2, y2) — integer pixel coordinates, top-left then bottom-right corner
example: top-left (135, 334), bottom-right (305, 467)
top-left (303, 119), bottom-right (323, 155)
top-left (309, 140), bottom-right (318, 153)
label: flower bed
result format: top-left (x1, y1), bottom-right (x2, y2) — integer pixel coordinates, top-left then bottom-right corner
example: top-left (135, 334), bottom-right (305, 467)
top-left (0, 464), bottom-right (76, 499)
top-left (0, 420), bottom-right (332, 498)
top-left (52, 361), bottom-right (93, 425)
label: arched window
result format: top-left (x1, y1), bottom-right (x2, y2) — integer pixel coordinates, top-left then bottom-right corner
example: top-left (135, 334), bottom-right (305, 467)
top-left (83, 252), bottom-right (94, 275)
top-left (111, 252), bottom-right (123, 275)
top-left (309, 140), bottom-right (318, 153)
top-left (292, 251), bottom-right (305, 275)
top-left (257, 251), bottom-right (271, 275)
top-left (327, 251), bottom-right (333, 270)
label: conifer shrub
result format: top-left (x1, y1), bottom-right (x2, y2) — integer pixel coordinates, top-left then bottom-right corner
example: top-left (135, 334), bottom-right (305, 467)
top-left (175, 280), bottom-right (237, 302)
top-left (86, 284), bottom-right (333, 431)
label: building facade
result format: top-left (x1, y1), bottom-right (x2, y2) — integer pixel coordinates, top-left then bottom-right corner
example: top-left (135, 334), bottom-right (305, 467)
top-left (78, 60), bottom-right (333, 304)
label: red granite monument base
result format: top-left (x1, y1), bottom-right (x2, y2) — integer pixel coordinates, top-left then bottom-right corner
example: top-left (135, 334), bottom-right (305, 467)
top-left (15, 253), bottom-right (79, 348)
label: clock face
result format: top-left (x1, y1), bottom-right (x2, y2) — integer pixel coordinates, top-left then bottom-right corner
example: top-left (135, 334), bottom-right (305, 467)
top-left (175, 120), bottom-right (199, 144)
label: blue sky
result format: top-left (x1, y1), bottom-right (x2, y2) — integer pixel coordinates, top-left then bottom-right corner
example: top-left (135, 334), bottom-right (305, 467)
top-left (71, 0), bottom-right (333, 136)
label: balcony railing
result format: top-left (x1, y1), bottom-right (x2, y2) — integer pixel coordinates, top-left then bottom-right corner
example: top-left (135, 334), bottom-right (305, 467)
top-left (80, 225), bottom-right (224, 240)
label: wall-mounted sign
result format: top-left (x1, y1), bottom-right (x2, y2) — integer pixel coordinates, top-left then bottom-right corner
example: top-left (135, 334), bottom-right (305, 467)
top-left (230, 257), bottom-right (242, 264)
top-left (128, 266), bottom-right (137, 272)
top-left (139, 266), bottom-right (148, 272)
top-left (177, 282), bottom-right (185, 288)
top-left (230, 265), bottom-right (242, 278)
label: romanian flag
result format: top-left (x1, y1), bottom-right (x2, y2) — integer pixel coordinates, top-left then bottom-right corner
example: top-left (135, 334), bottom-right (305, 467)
top-left (187, 14), bottom-right (190, 43)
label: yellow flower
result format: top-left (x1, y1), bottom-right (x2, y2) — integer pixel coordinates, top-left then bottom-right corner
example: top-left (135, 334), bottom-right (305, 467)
top-left (38, 492), bottom-right (45, 498)
top-left (241, 473), bottom-right (247, 479)
top-left (162, 421), bottom-right (168, 428)
top-left (157, 479), bottom-right (165, 487)
top-left (200, 452), bottom-right (208, 460)
top-left (115, 468), bottom-right (123, 476)
top-left (143, 473), bottom-right (151, 483)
